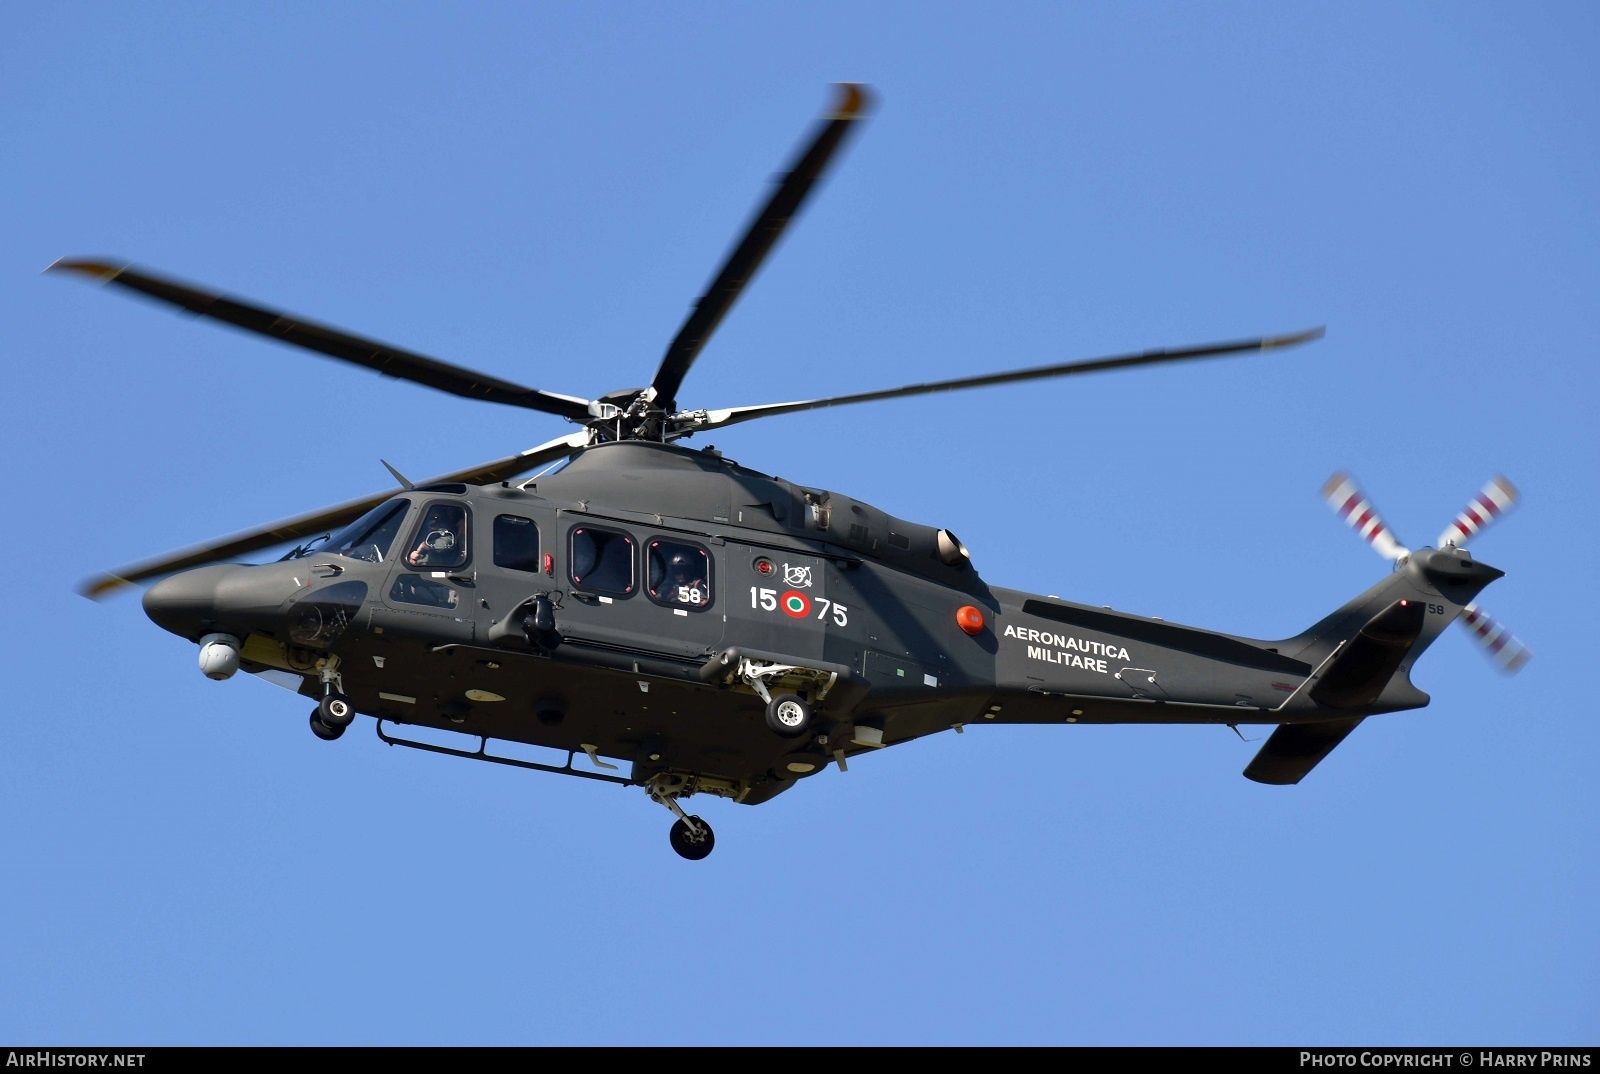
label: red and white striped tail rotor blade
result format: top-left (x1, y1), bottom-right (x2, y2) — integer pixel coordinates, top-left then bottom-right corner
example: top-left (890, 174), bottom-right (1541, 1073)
top-left (1437, 475), bottom-right (1518, 550)
top-left (1459, 603), bottom-right (1532, 674)
top-left (1321, 472), bottom-right (1410, 561)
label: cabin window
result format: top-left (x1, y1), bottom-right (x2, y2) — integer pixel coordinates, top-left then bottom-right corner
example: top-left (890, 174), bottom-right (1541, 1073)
top-left (493, 515), bottom-right (541, 572)
top-left (570, 525), bottom-right (635, 596)
top-left (327, 500), bottom-right (409, 564)
top-left (646, 538), bottom-right (713, 611)
top-left (403, 502), bottom-right (469, 571)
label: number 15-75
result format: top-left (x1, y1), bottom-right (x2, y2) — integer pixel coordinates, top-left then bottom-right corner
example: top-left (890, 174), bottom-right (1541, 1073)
top-left (749, 586), bottom-right (849, 626)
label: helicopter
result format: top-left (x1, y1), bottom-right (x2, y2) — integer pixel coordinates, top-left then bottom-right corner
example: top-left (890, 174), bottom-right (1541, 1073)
top-left (52, 83), bottom-right (1529, 860)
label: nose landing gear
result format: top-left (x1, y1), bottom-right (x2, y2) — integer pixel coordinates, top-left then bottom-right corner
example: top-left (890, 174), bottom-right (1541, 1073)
top-left (307, 655), bottom-right (355, 741)
top-left (310, 691), bottom-right (355, 740)
top-left (319, 692), bottom-right (354, 724)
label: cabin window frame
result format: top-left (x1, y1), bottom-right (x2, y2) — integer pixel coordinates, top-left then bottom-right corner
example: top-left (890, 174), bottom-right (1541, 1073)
top-left (568, 523), bottom-right (637, 598)
top-left (492, 514), bottom-right (542, 573)
top-left (645, 536), bottom-right (715, 612)
top-left (401, 499), bottom-right (472, 572)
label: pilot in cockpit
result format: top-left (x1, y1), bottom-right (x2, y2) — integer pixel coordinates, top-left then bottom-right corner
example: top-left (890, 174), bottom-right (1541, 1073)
top-left (406, 505), bottom-right (465, 569)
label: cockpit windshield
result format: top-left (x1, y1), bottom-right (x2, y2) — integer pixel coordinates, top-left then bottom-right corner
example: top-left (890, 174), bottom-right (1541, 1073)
top-left (326, 500), bottom-right (410, 563)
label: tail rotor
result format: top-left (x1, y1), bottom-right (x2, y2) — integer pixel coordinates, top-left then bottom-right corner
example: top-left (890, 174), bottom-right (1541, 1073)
top-left (1320, 471), bottom-right (1530, 674)
top-left (1320, 471), bottom-right (1410, 562)
top-left (1459, 603), bottom-right (1533, 674)
top-left (1437, 475), bottom-right (1518, 551)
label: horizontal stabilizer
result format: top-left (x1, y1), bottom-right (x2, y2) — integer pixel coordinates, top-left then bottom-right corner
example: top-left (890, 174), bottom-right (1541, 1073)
top-left (1244, 717), bottom-right (1364, 785)
top-left (1308, 598), bottom-right (1427, 710)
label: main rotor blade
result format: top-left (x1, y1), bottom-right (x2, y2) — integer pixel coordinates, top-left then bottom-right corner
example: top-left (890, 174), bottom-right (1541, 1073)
top-left (650, 83), bottom-right (871, 412)
top-left (691, 326), bottom-right (1324, 433)
top-left (48, 259), bottom-right (593, 421)
top-left (78, 432), bottom-right (589, 600)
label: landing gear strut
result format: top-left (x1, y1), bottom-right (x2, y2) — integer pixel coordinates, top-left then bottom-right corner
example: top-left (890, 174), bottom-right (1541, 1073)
top-left (646, 771), bottom-right (717, 860)
top-left (730, 655), bottom-right (834, 738)
top-left (308, 656), bottom-right (353, 741)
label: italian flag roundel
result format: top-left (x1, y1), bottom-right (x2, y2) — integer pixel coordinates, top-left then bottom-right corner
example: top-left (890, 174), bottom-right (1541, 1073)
top-left (780, 590), bottom-right (811, 618)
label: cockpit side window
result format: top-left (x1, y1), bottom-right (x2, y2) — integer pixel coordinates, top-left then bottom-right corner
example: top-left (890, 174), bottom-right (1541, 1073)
top-left (404, 502), bottom-right (470, 571)
top-left (328, 500), bottom-right (409, 563)
top-left (569, 525), bottom-right (634, 596)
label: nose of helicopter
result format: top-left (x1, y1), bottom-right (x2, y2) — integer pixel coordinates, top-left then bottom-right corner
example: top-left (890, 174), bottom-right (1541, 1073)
top-left (142, 564), bottom-right (251, 639)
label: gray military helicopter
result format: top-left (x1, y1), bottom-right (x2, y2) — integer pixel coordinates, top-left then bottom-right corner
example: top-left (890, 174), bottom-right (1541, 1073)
top-left (54, 84), bottom-right (1528, 859)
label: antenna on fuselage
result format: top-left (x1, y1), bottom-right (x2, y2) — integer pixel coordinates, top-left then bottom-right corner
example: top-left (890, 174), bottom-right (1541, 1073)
top-left (381, 460), bottom-right (415, 490)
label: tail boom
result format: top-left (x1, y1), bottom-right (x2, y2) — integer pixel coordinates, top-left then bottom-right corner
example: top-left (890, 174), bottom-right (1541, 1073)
top-left (982, 546), bottom-right (1505, 785)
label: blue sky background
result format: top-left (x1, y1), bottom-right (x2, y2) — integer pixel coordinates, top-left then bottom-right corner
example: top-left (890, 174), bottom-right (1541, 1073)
top-left (2, 2), bottom-right (1595, 1046)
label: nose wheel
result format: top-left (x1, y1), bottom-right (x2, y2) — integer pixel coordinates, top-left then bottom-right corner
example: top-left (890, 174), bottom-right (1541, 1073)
top-left (309, 707), bottom-right (345, 740)
top-left (318, 692), bottom-right (355, 727)
top-left (309, 690), bottom-right (355, 740)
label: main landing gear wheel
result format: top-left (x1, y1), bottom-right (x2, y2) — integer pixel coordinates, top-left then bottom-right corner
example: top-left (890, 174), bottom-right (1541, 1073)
top-left (765, 693), bottom-right (811, 737)
top-left (309, 708), bottom-right (345, 741)
top-left (318, 692), bottom-right (355, 728)
top-left (669, 816), bottom-right (715, 861)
